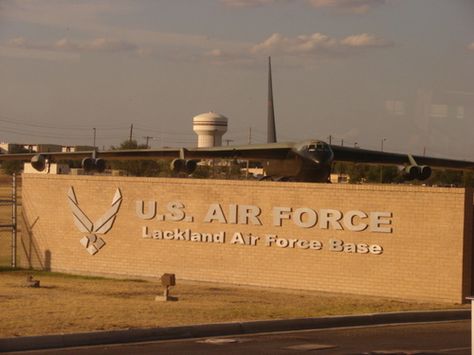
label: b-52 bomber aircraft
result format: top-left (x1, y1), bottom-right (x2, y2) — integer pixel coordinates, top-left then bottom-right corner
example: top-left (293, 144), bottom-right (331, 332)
top-left (1, 58), bottom-right (474, 183)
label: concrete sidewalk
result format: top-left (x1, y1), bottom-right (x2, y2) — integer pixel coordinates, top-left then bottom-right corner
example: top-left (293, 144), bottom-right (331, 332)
top-left (0, 309), bottom-right (470, 353)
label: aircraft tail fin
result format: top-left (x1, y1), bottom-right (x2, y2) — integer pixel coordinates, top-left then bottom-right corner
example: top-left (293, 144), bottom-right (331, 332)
top-left (267, 57), bottom-right (277, 143)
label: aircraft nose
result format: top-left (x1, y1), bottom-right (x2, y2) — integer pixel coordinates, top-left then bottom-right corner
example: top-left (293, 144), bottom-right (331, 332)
top-left (314, 151), bottom-right (332, 165)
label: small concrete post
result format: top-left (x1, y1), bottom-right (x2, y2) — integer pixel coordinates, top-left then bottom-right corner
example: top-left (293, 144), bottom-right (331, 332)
top-left (155, 273), bottom-right (177, 301)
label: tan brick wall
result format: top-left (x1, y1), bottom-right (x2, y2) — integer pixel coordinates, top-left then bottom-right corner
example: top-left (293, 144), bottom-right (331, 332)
top-left (19, 174), bottom-right (473, 303)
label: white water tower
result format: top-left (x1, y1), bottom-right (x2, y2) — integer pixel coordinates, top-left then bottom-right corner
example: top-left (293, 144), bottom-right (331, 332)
top-left (193, 112), bottom-right (228, 148)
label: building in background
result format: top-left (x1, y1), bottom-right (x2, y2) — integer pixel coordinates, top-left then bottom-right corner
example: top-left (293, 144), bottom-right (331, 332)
top-left (62, 145), bottom-right (95, 152)
top-left (22, 144), bottom-right (62, 153)
top-left (0, 143), bottom-right (23, 154)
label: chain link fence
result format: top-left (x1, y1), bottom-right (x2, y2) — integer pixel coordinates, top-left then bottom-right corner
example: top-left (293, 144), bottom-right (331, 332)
top-left (0, 175), bottom-right (17, 267)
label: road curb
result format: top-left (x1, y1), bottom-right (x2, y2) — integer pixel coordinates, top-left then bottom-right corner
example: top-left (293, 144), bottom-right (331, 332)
top-left (0, 309), bottom-right (469, 352)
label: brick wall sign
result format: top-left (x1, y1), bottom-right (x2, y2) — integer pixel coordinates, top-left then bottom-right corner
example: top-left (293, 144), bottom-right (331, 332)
top-left (20, 175), bottom-right (473, 303)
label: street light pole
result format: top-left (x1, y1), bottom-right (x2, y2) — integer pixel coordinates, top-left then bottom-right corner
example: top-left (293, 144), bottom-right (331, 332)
top-left (380, 138), bottom-right (387, 183)
top-left (142, 136), bottom-right (154, 148)
top-left (93, 128), bottom-right (96, 150)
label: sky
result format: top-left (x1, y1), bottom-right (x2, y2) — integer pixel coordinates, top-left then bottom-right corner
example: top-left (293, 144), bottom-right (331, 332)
top-left (0, 0), bottom-right (473, 159)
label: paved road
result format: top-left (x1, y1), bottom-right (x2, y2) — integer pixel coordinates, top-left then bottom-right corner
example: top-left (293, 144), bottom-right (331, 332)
top-left (12, 321), bottom-right (470, 354)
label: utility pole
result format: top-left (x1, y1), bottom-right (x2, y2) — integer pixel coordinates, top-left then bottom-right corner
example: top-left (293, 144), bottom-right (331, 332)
top-left (143, 136), bottom-right (154, 148)
top-left (328, 135), bottom-right (332, 144)
top-left (11, 174), bottom-right (16, 268)
top-left (380, 138), bottom-right (387, 183)
top-left (129, 124), bottom-right (134, 143)
top-left (341, 139), bottom-right (344, 147)
top-left (246, 127), bottom-right (252, 179)
top-left (93, 128), bottom-right (96, 149)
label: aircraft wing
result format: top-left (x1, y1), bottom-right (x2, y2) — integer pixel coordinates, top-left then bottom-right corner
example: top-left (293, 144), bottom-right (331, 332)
top-left (0, 143), bottom-right (294, 162)
top-left (97, 148), bottom-right (182, 160)
top-left (0, 151), bottom-right (90, 161)
top-left (331, 145), bottom-right (474, 170)
top-left (0, 148), bottom-right (182, 161)
top-left (184, 143), bottom-right (294, 160)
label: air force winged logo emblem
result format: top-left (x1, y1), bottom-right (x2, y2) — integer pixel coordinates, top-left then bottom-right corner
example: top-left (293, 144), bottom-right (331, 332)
top-left (67, 187), bottom-right (122, 255)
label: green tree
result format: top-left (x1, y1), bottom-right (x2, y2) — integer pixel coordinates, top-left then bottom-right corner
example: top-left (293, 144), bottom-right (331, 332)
top-left (335, 161), bottom-right (474, 187)
top-left (110, 140), bottom-right (160, 177)
top-left (1, 145), bottom-right (29, 175)
top-left (335, 162), bottom-right (404, 184)
top-left (463, 171), bottom-right (474, 187)
top-left (365, 166), bottom-right (379, 183)
top-left (191, 164), bottom-right (211, 179)
top-left (429, 170), bottom-right (463, 187)
top-left (345, 163), bottom-right (366, 183)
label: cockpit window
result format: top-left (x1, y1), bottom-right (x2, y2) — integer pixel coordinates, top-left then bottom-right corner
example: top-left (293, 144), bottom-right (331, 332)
top-left (307, 142), bottom-right (328, 152)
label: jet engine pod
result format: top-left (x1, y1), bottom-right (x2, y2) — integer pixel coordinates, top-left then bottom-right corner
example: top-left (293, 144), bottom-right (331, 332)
top-left (417, 166), bottom-right (432, 180)
top-left (184, 160), bottom-right (197, 174)
top-left (170, 158), bottom-right (185, 173)
top-left (82, 157), bottom-right (95, 172)
top-left (94, 158), bottom-right (106, 173)
top-left (30, 154), bottom-right (46, 171)
top-left (403, 165), bottom-right (419, 180)
top-left (403, 165), bottom-right (432, 181)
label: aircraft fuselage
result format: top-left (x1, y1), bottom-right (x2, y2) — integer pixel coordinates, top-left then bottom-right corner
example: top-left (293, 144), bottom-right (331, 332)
top-left (264, 140), bottom-right (334, 182)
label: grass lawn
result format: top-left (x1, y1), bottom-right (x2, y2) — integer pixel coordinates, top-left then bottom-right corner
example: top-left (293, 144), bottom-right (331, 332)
top-left (0, 268), bottom-right (467, 338)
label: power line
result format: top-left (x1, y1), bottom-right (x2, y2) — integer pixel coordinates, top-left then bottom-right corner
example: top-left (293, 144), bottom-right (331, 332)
top-left (134, 126), bottom-right (196, 136)
top-left (0, 126), bottom-right (129, 140)
top-left (0, 115), bottom-right (128, 131)
top-left (0, 127), bottom-right (93, 139)
top-left (142, 136), bottom-right (155, 148)
top-left (0, 116), bottom-right (266, 143)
